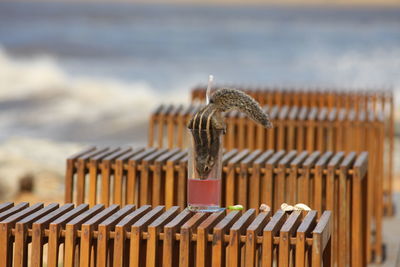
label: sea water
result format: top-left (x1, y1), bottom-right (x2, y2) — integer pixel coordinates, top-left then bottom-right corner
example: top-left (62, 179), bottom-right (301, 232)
top-left (0, 2), bottom-right (399, 145)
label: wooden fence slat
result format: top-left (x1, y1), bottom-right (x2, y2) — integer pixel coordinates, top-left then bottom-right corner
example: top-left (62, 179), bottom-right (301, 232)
top-left (264, 150), bottom-right (286, 211)
top-left (226, 150), bottom-right (250, 207)
top-left (129, 206), bottom-right (165, 267)
top-left (89, 147), bottom-right (121, 207)
top-left (165, 151), bottom-right (187, 208)
top-left (295, 210), bottom-right (317, 267)
top-left (314, 151), bottom-right (333, 214)
top-left (127, 148), bottom-right (158, 204)
top-left (278, 211), bottom-right (302, 267)
top-left (289, 151), bottom-right (308, 204)
top-left (0, 202), bottom-right (44, 267)
top-left (140, 150), bottom-right (169, 206)
top-left (163, 210), bottom-right (192, 267)
top-left (338, 152), bottom-right (357, 266)
top-left (239, 150), bottom-right (262, 209)
top-left (47, 204), bottom-right (89, 267)
top-left (212, 210), bottom-right (242, 267)
top-left (96, 204), bottom-right (136, 267)
top-left (262, 210), bottom-right (286, 267)
top-left (0, 202), bottom-right (29, 221)
top-left (249, 150), bottom-right (274, 211)
top-left (0, 202), bottom-right (13, 213)
top-left (14, 203), bottom-right (59, 267)
top-left (64, 204), bottom-right (105, 267)
top-left (79, 204), bottom-right (120, 267)
top-left (276, 151), bottom-right (297, 211)
top-left (65, 146), bottom-right (96, 203)
top-left (31, 203), bottom-right (75, 267)
top-left (113, 205), bottom-right (152, 266)
top-left (245, 211), bottom-right (271, 267)
top-left (146, 206), bottom-right (180, 267)
top-left (108, 147), bottom-right (134, 206)
top-left (77, 147), bottom-right (110, 205)
top-left (312, 211), bottom-right (332, 267)
top-left (153, 149), bottom-right (180, 207)
top-left (115, 147), bottom-right (145, 206)
top-left (179, 212), bottom-right (209, 267)
top-left (228, 209), bottom-right (256, 267)
top-left (326, 151), bottom-right (344, 265)
top-left (196, 211), bottom-right (226, 267)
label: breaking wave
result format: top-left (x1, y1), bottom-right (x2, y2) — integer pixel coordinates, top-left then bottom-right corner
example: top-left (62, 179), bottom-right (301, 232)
top-left (0, 48), bottom-right (188, 144)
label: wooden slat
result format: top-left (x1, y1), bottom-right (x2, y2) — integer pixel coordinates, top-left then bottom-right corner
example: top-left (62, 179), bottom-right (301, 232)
top-left (14, 203), bottom-right (59, 267)
top-left (262, 210), bottom-right (286, 267)
top-left (0, 202), bottom-right (44, 267)
top-left (109, 147), bottom-right (135, 206)
top-left (89, 147), bottom-right (122, 206)
top-left (31, 203), bottom-right (75, 267)
top-left (140, 149), bottom-right (169, 206)
top-left (163, 210), bottom-right (192, 267)
top-left (65, 146), bottom-right (96, 203)
top-left (127, 148), bottom-right (158, 204)
top-left (96, 204), bottom-right (136, 267)
top-left (212, 210), bottom-right (242, 267)
top-left (152, 148), bottom-right (180, 206)
top-left (228, 209), bottom-right (256, 267)
top-left (326, 151), bottom-right (344, 265)
top-left (79, 204), bottom-right (120, 267)
top-left (176, 155), bottom-right (188, 207)
top-left (295, 210), bottom-right (317, 267)
top-left (275, 151), bottom-right (297, 211)
top-left (113, 205), bottom-right (152, 266)
top-left (64, 204), bottom-right (105, 267)
top-left (312, 211), bottom-right (332, 267)
top-left (249, 150), bottom-right (274, 211)
top-left (278, 211), bottom-right (302, 267)
top-left (0, 202), bottom-right (13, 213)
top-left (165, 150), bottom-right (187, 208)
top-left (47, 204), bottom-right (89, 267)
top-left (129, 206), bottom-right (165, 267)
top-left (245, 211), bottom-right (271, 267)
top-left (76, 147), bottom-right (110, 205)
top-left (239, 150), bottom-right (262, 209)
top-left (179, 212), bottom-right (209, 267)
top-left (146, 206), bottom-right (180, 267)
top-left (196, 211), bottom-right (226, 267)
top-left (314, 151), bottom-right (333, 213)
top-left (288, 151), bottom-right (308, 204)
top-left (338, 152), bottom-right (356, 267)
top-left (263, 150), bottom-right (286, 211)
top-left (226, 150), bottom-right (250, 207)
top-left (0, 202), bottom-right (29, 221)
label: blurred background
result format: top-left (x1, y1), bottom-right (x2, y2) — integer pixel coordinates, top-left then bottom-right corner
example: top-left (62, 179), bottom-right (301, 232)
top-left (0, 1), bottom-right (399, 203)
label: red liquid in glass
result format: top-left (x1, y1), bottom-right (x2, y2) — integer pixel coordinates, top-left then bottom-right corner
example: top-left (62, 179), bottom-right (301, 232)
top-left (188, 179), bottom-right (221, 206)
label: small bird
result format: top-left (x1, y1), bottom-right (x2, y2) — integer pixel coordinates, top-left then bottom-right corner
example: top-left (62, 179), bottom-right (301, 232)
top-left (188, 88), bottom-right (273, 179)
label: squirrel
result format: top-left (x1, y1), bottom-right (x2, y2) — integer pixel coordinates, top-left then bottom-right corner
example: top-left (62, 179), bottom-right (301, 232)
top-left (188, 88), bottom-right (273, 179)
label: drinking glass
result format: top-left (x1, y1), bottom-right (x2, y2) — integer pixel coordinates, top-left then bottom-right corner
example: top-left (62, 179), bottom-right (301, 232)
top-left (187, 129), bottom-right (224, 212)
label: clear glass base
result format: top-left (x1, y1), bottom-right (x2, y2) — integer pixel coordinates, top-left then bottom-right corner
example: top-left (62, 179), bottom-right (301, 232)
top-left (187, 205), bottom-right (225, 213)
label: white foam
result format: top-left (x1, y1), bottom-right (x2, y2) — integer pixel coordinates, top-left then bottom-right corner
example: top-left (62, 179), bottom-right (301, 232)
top-left (0, 47), bottom-right (188, 141)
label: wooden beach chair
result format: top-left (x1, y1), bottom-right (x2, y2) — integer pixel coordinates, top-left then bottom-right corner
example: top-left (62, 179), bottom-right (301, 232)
top-left (192, 85), bottom-right (395, 216)
top-left (0, 202), bottom-right (332, 267)
top-left (147, 103), bottom-right (384, 262)
top-left (65, 147), bottom-right (372, 264)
